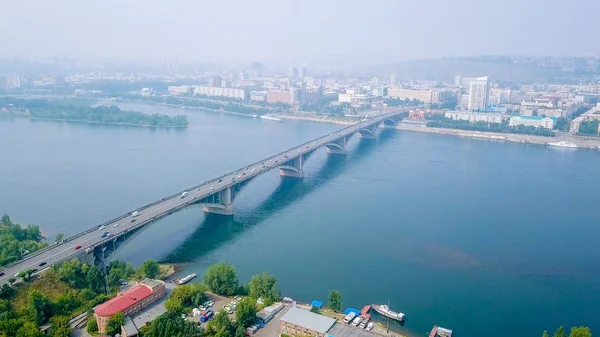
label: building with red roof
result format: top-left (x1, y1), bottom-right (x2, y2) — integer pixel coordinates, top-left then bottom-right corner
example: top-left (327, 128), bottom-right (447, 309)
top-left (94, 278), bottom-right (165, 334)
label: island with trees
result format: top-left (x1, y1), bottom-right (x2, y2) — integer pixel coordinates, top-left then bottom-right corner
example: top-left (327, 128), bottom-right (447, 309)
top-left (0, 97), bottom-right (188, 128)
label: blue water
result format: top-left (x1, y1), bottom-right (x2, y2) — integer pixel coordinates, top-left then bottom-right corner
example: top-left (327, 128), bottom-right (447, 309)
top-left (1, 103), bottom-right (599, 336)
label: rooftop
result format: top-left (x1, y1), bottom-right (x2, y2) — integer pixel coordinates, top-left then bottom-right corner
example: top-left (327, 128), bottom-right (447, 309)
top-left (280, 307), bottom-right (335, 334)
top-left (510, 115), bottom-right (555, 120)
top-left (327, 322), bottom-right (380, 337)
top-left (95, 285), bottom-right (153, 317)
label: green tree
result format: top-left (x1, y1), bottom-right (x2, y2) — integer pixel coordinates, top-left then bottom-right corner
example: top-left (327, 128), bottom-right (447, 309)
top-left (86, 318), bottom-right (98, 334)
top-left (106, 312), bottom-right (125, 336)
top-left (107, 260), bottom-right (134, 288)
top-left (569, 326), bottom-right (592, 337)
top-left (205, 310), bottom-right (234, 337)
top-left (145, 311), bottom-right (202, 337)
top-left (554, 326), bottom-right (567, 337)
top-left (203, 263), bottom-right (239, 296)
top-left (28, 290), bottom-right (53, 325)
top-left (54, 233), bottom-right (64, 244)
top-left (16, 321), bottom-right (43, 337)
top-left (165, 283), bottom-right (208, 313)
top-left (543, 330), bottom-right (549, 337)
top-left (248, 273), bottom-right (279, 305)
top-left (7, 278), bottom-right (15, 286)
top-left (235, 298), bottom-right (257, 328)
top-left (310, 306), bottom-right (320, 314)
top-left (85, 266), bottom-right (105, 294)
top-left (49, 316), bottom-right (71, 337)
top-left (138, 260), bottom-right (161, 279)
top-left (328, 290), bottom-right (342, 312)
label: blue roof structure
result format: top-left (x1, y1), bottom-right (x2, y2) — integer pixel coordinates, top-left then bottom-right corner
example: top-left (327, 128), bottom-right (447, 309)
top-left (311, 300), bottom-right (323, 309)
top-left (343, 308), bottom-right (360, 316)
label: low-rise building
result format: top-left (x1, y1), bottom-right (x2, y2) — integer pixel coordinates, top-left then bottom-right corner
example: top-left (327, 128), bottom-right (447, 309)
top-left (444, 111), bottom-right (505, 124)
top-left (570, 104), bottom-right (600, 133)
top-left (194, 86), bottom-right (245, 100)
top-left (94, 279), bottom-right (166, 334)
top-left (280, 307), bottom-right (336, 337)
top-left (508, 116), bottom-right (554, 129)
top-left (168, 85), bottom-right (193, 96)
top-left (387, 88), bottom-right (439, 103)
top-left (249, 91), bottom-right (267, 102)
top-left (409, 110), bottom-right (426, 120)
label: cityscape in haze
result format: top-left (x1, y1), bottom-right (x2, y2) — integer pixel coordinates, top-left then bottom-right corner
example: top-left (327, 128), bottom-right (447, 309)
top-left (1, 1), bottom-right (599, 337)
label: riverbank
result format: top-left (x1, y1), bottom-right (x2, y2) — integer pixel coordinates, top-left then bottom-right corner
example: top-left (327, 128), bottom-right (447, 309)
top-left (279, 113), bottom-right (358, 125)
top-left (116, 98), bottom-right (261, 118)
top-left (393, 124), bottom-right (600, 150)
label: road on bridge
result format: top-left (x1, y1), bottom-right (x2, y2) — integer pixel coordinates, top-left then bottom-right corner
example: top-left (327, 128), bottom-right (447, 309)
top-left (0, 109), bottom-right (408, 285)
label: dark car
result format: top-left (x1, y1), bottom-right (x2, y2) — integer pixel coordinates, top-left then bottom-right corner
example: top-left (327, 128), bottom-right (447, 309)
top-left (218, 179), bottom-right (222, 182)
top-left (130, 219), bottom-right (136, 223)
top-left (0, 272), bottom-right (5, 277)
top-left (39, 262), bottom-right (47, 267)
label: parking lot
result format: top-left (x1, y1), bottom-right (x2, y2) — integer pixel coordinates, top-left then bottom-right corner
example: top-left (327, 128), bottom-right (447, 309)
top-left (254, 304), bottom-right (292, 337)
top-left (185, 293), bottom-right (241, 326)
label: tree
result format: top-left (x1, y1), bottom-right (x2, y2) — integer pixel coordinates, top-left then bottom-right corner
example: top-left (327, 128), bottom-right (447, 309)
top-left (107, 260), bottom-right (134, 288)
top-left (85, 266), bottom-right (105, 294)
top-left (205, 310), bottom-right (234, 337)
top-left (16, 321), bottom-right (43, 337)
top-left (569, 326), bottom-right (592, 337)
top-left (165, 283), bottom-right (208, 313)
top-left (106, 312), bottom-right (125, 336)
top-left (138, 260), bottom-right (161, 279)
top-left (248, 273), bottom-right (279, 305)
top-left (145, 311), bottom-right (202, 337)
top-left (204, 263), bottom-right (239, 296)
top-left (86, 318), bottom-right (98, 334)
top-left (235, 298), bottom-right (257, 328)
top-left (543, 331), bottom-right (549, 337)
top-left (554, 326), bottom-right (567, 337)
top-left (7, 278), bottom-right (15, 286)
top-left (310, 306), bottom-right (320, 314)
top-left (54, 233), bottom-right (64, 244)
top-left (28, 290), bottom-right (53, 325)
top-left (328, 290), bottom-right (342, 312)
top-left (49, 316), bottom-right (71, 337)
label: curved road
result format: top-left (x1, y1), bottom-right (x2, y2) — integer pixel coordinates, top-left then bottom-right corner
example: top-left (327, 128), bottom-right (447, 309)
top-left (0, 110), bottom-right (406, 285)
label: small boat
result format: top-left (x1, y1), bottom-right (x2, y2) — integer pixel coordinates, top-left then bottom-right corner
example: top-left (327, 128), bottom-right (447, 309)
top-left (260, 114), bottom-right (283, 122)
top-left (360, 305), bottom-right (372, 315)
top-left (372, 303), bottom-right (404, 322)
top-left (548, 140), bottom-right (578, 148)
top-left (173, 273), bottom-right (197, 285)
top-left (430, 326), bottom-right (453, 337)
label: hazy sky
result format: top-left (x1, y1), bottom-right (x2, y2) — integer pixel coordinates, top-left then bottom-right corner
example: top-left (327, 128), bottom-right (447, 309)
top-left (1, 0), bottom-right (599, 63)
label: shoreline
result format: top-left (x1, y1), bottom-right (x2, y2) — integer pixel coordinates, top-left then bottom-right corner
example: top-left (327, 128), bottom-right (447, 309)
top-left (0, 113), bottom-right (188, 128)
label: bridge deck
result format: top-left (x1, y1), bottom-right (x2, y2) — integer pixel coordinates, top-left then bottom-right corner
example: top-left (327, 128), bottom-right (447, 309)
top-left (0, 109), bottom-right (407, 284)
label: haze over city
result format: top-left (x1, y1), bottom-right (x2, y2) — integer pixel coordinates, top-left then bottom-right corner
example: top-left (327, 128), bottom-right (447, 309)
top-left (1, 0), bottom-right (600, 63)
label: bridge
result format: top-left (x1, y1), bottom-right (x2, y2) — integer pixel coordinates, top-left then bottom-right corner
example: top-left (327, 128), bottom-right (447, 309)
top-left (0, 109), bottom-right (408, 285)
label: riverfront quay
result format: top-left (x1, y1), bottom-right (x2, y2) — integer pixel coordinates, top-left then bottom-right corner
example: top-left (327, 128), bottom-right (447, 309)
top-left (2, 102), bottom-right (600, 337)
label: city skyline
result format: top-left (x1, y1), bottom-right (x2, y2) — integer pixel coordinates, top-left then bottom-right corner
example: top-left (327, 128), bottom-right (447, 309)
top-left (1, 0), bottom-right (600, 63)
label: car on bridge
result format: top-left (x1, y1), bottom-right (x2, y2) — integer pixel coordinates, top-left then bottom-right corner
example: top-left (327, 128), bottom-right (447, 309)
top-left (39, 262), bottom-right (47, 267)
top-left (130, 218), bottom-right (136, 223)
top-left (75, 245), bottom-right (82, 250)
top-left (101, 231), bottom-right (109, 238)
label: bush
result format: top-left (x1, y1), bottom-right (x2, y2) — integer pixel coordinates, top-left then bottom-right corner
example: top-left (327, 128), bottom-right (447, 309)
top-left (86, 318), bottom-right (98, 333)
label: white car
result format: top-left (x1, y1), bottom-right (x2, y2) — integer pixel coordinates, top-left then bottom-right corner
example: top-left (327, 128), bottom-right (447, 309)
top-left (99, 225), bottom-right (105, 231)
top-left (210, 187), bottom-right (214, 190)
top-left (113, 224), bottom-right (120, 228)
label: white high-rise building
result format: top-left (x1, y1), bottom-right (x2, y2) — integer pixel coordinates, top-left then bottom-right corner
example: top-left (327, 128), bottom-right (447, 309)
top-left (468, 76), bottom-right (489, 111)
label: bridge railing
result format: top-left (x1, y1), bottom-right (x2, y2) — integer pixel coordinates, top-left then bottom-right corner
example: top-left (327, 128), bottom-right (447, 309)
top-left (0, 111), bottom-right (404, 272)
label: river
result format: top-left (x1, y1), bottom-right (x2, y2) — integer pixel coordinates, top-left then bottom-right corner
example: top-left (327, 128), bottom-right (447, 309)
top-left (1, 102), bottom-right (599, 337)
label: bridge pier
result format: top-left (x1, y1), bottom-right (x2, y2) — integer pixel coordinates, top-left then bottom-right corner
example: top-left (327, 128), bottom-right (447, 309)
top-left (279, 156), bottom-right (304, 178)
top-left (358, 124), bottom-right (378, 139)
top-left (326, 136), bottom-right (348, 155)
top-left (202, 187), bottom-right (234, 216)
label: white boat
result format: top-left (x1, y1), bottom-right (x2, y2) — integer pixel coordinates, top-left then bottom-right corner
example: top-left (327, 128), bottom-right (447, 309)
top-left (173, 273), bottom-right (197, 285)
top-left (372, 304), bottom-right (404, 322)
top-left (260, 114), bottom-right (283, 122)
top-left (548, 141), bottom-right (578, 148)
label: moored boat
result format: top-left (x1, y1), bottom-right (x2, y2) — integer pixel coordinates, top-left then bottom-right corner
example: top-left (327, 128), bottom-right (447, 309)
top-left (360, 305), bottom-right (372, 315)
top-left (430, 326), bottom-right (452, 337)
top-left (175, 273), bottom-right (197, 285)
top-left (548, 140), bottom-right (578, 148)
top-left (372, 303), bottom-right (404, 322)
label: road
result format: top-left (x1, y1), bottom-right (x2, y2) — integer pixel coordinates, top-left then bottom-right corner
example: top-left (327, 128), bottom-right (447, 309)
top-left (0, 110), bottom-right (406, 285)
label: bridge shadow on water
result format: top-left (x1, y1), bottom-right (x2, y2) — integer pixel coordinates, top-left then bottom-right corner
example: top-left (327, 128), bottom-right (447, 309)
top-left (161, 128), bottom-right (397, 264)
